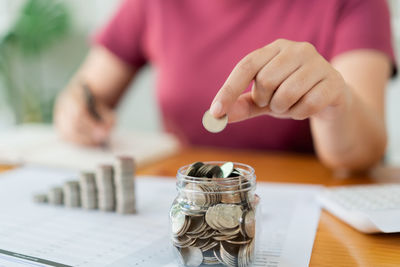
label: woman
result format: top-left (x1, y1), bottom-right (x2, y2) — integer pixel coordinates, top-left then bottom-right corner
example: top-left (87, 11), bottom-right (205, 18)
top-left (54, 0), bottom-right (397, 171)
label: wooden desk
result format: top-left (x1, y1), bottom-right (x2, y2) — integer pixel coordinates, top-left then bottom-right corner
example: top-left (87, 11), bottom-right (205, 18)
top-left (1, 147), bottom-right (400, 266)
top-left (138, 147), bottom-right (400, 267)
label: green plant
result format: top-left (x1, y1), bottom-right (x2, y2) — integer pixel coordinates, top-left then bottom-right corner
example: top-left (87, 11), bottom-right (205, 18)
top-left (0, 0), bottom-right (70, 123)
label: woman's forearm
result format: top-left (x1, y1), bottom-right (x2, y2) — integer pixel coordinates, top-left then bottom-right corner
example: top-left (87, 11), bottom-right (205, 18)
top-left (311, 85), bottom-right (387, 171)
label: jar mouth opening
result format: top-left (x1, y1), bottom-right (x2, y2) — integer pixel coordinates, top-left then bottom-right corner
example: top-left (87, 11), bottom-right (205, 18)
top-left (176, 161), bottom-right (256, 194)
top-left (178, 184), bottom-right (256, 194)
top-left (177, 161), bottom-right (255, 179)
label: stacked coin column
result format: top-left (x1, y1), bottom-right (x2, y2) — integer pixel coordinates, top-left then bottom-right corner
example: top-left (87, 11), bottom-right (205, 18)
top-left (114, 157), bottom-right (136, 214)
top-left (96, 165), bottom-right (115, 211)
top-left (63, 181), bottom-right (80, 208)
top-left (80, 172), bottom-right (98, 210)
top-left (48, 187), bottom-right (63, 205)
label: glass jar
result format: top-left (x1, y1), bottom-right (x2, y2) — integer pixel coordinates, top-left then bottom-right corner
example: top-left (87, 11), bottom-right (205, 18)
top-left (170, 161), bottom-right (260, 267)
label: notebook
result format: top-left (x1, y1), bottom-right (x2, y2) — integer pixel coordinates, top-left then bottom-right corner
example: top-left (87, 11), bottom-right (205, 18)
top-left (0, 124), bottom-right (180, 170)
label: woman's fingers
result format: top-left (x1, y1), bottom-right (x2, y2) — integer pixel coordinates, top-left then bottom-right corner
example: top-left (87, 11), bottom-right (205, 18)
top-left (288, 79), bottom-right (332, 120)
top-left (54, 87), bottom-right (115, 146)
top-left (227, 78), bottom-right (337, 122)
top-left (97, 103), bottom-right (116, 130)
top-left (251, 47), bottom-right (303, 108)
top-left (56, 107), bottom-right (98, 146)
top-left (210, 42), bottom-right (282, 118)
top-left (268, 59), bottom-right (327, 114)
top-left (227, 92), bottom-right (293, 123)
top-left (62, 103), bottom-right (106, 145)
top-left (210, 39), bottom-right (344, 123)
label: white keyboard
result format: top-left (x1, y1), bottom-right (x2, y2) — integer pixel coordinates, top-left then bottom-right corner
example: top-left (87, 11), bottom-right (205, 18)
top-left (317, 184), bottom-right (400, 233)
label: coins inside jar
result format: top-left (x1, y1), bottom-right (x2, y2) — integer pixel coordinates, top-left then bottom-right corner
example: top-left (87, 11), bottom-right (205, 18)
top-left (172, 162), bottom-right (257, 267)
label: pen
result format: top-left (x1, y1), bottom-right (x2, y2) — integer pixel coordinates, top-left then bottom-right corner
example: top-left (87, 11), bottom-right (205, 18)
top-left (81, 82), bottom-right (109, 149)
top-left (81, 82), bottom-right (102, 122)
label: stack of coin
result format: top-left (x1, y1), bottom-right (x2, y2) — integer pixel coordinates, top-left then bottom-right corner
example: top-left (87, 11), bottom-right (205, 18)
top-left (63, 181), bottom-right (81, 208)
top-left (80, 172), bottom-right (98, 210)
top-left (171, 162), bottom-right (257, 267)
top-left (33, 156), bottom-right (138, 215)
top-left (33, 194), bottom-right (48, 203)
top-left (48, 186), bottom-right (63, 205)
top-left (114, 156), bottom-right (136, 214)
top-left (96, 164), bottom-right (115, 211)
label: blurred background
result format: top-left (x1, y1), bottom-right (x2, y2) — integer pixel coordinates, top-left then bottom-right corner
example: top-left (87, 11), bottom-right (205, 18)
top-left (0, 0), bottom-right (399, 162)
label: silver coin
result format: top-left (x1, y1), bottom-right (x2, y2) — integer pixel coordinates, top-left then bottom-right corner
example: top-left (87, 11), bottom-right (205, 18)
top-left (173, 235), bottom-right (195, 248)
top-left (96, 164), bottom-right (116, 211)
top-left (203, 256), bottom-right (219, 265)
top-left (205, 206), bottom-right (217, 230)
top-left (48, 187), bottom-right (63, 205)
top-left (117, 205), bottom-right (137, 214)
top-left (192, 238), bottom-right (209, 249)
top-left (202, 110), bottom-right (228, 133)
top-left (199, 229), bottom-right (216, 240)
top-left (226, 238), bottom-right (251, 245)
top-left (219, 227), bottom-right (240, 236)
top-left (180, 247), bottom-right (203, 267)
top-left (220, 242), bottom-right (237, 267)
top-left (238, 243), bottom-right (246, 267)
top-left (80, 172), bottom-right (96, 184)
top-left (114, 156), bottom-right (135, 175)
top-left (80, 173), bottom-right (98, 210)
top-left (184, 183), bottom-right (207, 207)
top-left (114, 157), bottom-right (136, 214)
top-left (200, 240), bottom-right (219, 252)
top-left (174, 246), bottom-right (185, 265)
top-left (221, 191), bottom-right (242, 204)
top-left (63, 180), bottom-right (81, 208)
top-left (213, 247), bottom-right (224, 265)
top-left (186, 216), bottom-right (206, 234)
top-left (215, 204), bottom-right (243, 229)
top-left (213, 234), bottom-right (238, 241)
top-left (244, 210), bottom-right (255, 238)
top-left (171, 205), bottom-right (187, 235)
top-left (33, 194), bottom-right (48, 203)
top-left (185, 162), bottom-right (204, 177)
top-left (221, 162), bottom-right (234, 178)
top-left (196, 165), bottom-right (212, 178)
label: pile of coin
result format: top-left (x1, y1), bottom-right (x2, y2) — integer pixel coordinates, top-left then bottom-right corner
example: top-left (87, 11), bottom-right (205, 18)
top-left (171, 162), bottom-right (257, 267)
top-left (63, 181), bottom-right (81, 208)
top-left (114, 157), bottom-right (136, 214)
top-left (80, 172), bottom-right (98, 210)
top-left (47, 187), bottom-right (63, 205)
top-left (33, 193), bottom-right (48, 203)
top-left (96, 165), bottom-right (115, 211)
top-left (33, 156), bottom-right (137, 215)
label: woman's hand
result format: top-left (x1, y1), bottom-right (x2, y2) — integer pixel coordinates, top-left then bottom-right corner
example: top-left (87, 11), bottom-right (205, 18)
top-left (54, 46), bottom-right (135, 147)
top-left (54, 81), bottom-right (115, 146)
top-left (210, 38), bottom-right (391, 171)
top-left (210, 39), bottom-right (349, 122)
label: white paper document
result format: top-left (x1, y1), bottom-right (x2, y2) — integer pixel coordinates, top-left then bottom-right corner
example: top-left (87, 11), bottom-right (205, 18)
top-left (0, 124), bottom-right (179, 170)
top-left (0, 167), bottom-right (321, 267)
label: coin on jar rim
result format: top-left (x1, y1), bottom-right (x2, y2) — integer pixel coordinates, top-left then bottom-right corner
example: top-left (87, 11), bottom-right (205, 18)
top-left (220, 162), bottom-right (234, 178)
top-left (185, 162), bottom-right (204, 177)
top-left (202, 110), bottom-right (228, 133)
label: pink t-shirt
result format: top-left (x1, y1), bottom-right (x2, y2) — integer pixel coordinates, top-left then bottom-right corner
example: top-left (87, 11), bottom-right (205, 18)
top-left (95, 0), bottom-right (396, 153)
